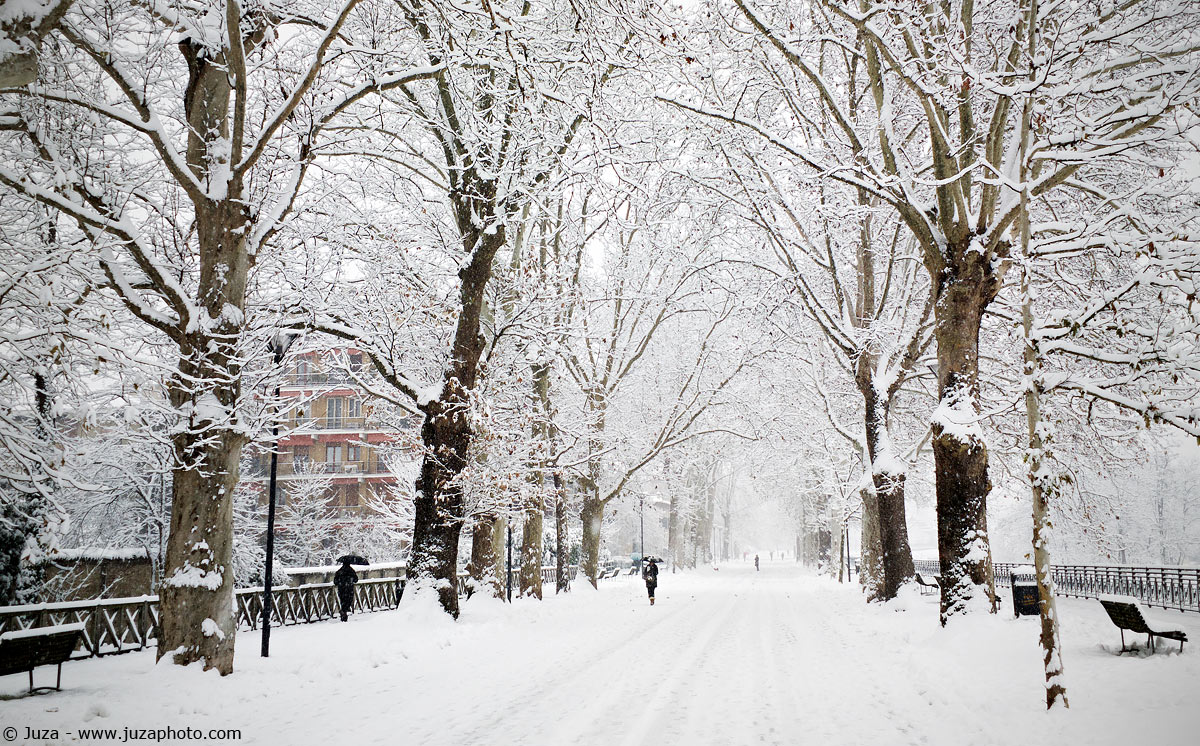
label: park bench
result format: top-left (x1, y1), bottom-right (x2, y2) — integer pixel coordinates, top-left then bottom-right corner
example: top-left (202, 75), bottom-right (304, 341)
top-left (627, 567), bottom-right (639, 576)
top-left (1099, 599), bottom-right (1188, 653)
top-left (0, 623), bottom-right (85, 694)
top-left (914, 573), bottom-right (940, 596)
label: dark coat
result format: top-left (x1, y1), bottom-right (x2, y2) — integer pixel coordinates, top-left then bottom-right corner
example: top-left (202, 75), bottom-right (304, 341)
top-left (643, 561), bottom-right (659, 586)
top-left (334, 564), bottom-right (358, 596)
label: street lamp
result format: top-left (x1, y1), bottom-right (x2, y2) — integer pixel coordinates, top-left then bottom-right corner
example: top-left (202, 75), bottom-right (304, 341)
top-left (262, 332), bottom-right (298, 658)
top-left (638, 493), bottom-right (645, 576)
top-left (506, 521), bottom-right (513, 603)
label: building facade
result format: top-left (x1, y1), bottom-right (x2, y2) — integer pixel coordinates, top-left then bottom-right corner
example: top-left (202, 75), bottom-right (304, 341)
top-left (251, 349), bottom-right (419, 521)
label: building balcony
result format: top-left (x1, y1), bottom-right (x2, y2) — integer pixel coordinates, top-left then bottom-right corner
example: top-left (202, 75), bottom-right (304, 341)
top-left (283, 371), bottom-right (362, 387)
top-left (289, 416), bottom-right (379, 432)
top-left (282, 459), bottom-right (393, 477)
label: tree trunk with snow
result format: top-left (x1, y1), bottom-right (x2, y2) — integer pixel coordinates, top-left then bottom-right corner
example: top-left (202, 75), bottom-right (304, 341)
top-left (467, 513), bottom-right (504, 598)
top-left (1017, 58), bottom-right (1068, 703)
top-left (580, 495), bottom-right (604, 587)
top-left (929, 239), bottom-right (1001, 623)
top-left (1023, 266), bottom-right (1069, 710)
top-left (0, 0), bottom-right (74, 87)
top-left (155, 34), bottom-right (260, 674)
top-left (519, 500), bottom-right (544, 599)
top-left (856, 371), bottom-right (915, 599)
top-left (858, 488), bottom-right (883, 597)
top-left (554, 475), bottom-right (568, 593)
top-left (408, 226), bottom-right (507, 616)
top-left (520, 359), bottom-right (555, 598)
top-left (668, 489), bottom-right (681, 572)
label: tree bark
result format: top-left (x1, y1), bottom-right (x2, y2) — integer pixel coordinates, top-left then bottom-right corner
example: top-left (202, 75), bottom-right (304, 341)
top-left (855, 373), bottom-right (916, 599)
top-left (519, 501), bottom-right (544, 599)
top-left (409, 230), bottom-right (506, 617)
top-left (929, 237), bottom-right (1002, 623)
top-left (156, 38), bottom-right (254, 675)
top-left (520, 359), bottom-right (554, 598)
top-left (580, 496), bottom-right (604, 587)
top-left (858, 488), bottom-right (884, 599)
top-left (667, 486), bottom-right (681, 571)
top-left (467, 513), bottom-right (504, 598)
top-left (554, 475), bottom-right (568, 593)
top-left (1024, 271), bottom-right (1069, 710)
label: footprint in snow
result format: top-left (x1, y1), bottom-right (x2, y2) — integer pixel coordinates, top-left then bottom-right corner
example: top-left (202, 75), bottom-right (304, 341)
top-left (83, 702), bottom-right (110, 720)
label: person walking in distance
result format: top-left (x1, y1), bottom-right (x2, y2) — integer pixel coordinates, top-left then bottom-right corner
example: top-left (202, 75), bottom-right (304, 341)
top-left (643, 558), bottom-right (659, 606)
top-left (334, 558), bottom-right (358, 622)
top-left (754, 554), bottom-right (760, 571)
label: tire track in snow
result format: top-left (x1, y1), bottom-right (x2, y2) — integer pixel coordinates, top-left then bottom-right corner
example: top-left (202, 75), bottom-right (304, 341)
top-left (609, 592), bottom-right (739, 746)
top-left (442, 582), bottom-right (698, 746)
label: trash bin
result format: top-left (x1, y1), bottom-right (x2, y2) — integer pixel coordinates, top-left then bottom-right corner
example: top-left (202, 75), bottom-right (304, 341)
top-left (1011, 573), bottom-right (1040, 617)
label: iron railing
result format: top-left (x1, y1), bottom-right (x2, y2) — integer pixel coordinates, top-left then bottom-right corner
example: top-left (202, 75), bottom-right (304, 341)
top-left (0, 566), bottom-right (580, 661)
top-left (910, 559), bottom-right (1200, 613)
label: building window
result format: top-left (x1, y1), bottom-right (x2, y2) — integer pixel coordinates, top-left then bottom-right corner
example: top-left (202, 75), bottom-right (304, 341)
top-left (347, 444), bottom-right (362, 463)
top-left (348, 397), bottom-right (362, 420)
top-left (327, 397), bottom-right (344, 428)
top-left (325, 444), bottom-right (343, 464)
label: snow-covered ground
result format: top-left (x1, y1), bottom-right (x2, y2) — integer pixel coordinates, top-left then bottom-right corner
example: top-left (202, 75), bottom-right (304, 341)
top-left (2, 563), bottom-right (1197, 745)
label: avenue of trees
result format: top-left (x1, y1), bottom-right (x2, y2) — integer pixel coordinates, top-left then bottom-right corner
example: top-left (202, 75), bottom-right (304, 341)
top-left (2, 0), bottom-right (1198, 710)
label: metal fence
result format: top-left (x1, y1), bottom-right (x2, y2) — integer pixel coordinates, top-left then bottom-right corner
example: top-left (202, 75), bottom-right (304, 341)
top-left (910, 559), bottom-right (1200, 613)
top-left (0, 565), bottom-right (579, 662)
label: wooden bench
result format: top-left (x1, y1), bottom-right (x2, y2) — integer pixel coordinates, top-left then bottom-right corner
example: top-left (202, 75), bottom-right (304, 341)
top-left (1099, 599), bottom-right (1188, 653)
top-left (0, 623), bottom-right (85, 693)
top-left (914, 573), bottom-right (940, 596)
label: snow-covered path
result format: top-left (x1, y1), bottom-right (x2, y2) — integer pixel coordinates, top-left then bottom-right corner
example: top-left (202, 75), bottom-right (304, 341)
top-left (3, 563), bottom-right (1198, 745)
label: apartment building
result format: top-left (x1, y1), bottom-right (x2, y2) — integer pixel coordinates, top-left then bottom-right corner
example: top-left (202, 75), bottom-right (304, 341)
top-left (253, 349), bottom-right (419, 516)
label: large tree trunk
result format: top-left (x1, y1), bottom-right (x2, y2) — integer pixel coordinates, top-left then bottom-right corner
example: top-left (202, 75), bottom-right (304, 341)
top-left (856, 374), bottom-right (915, 599)
top-left (667, 488), bottom-right (681, 572)
top-left (1024, 283), bottom-right (1069, 710)
top-left (409, 232), bottom-right (505, 617)
top-left (554, 475), bottom-right (568, 593)
top-left (519, 500), bottom-right (544, 599)
top-left (156, 42), bottom-right (252, 674)
top-left (579, 387), bottom-right (607, 588)
top-left (580, 496), bottom-right (604, 587)
top-left (858, 488), bottom-right (884, 598)
top-left (467, 513), bottom-right (504, 598)
top-left (929, 238), bottom-right (1001, 623)
top-left (520, 359), bottom-right (554, 598)
top-left (699, 479), bottom-right (716, 565)
top-left (0, 0), bottom-right (74, 87)
top-left (1019, 87), bottom-right (1068, 704)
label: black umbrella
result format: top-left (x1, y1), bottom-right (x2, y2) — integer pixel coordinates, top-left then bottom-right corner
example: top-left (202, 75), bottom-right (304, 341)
top-left (336, 554), bottom-right (369, 566)
top-left (642, 555), bottom-right (663, 564)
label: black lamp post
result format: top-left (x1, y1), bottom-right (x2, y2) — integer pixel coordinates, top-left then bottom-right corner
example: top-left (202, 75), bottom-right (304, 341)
top-left (638, 493), bottom-right (645, 576)
top-left (506, 521), bottom-right (513, 602)
top-left (261, 332), bottom-right (297, 658)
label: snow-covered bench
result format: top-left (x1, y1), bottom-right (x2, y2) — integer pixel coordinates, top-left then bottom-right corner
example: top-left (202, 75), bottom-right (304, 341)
top-left (1099, 598), bottom-right (1187, 653)
top-left (914, 573), bottom-right (940, 596)
top-left (0, 623), bottom-right (85, 693)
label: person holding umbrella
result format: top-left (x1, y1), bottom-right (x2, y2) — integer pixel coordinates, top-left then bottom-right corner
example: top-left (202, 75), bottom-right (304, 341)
top-left (334, 555), bottom-right (365, 622)
top-left (642, 556), bottom-right (660, 606)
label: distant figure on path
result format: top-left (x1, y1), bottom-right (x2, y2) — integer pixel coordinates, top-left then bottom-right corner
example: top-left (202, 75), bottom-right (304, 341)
top-left (334, 559), bottom-right (358, 622)
top-left (643, 558), bottom-right (659, 605)
top-left (754, 554), bottom-right (760, 571)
